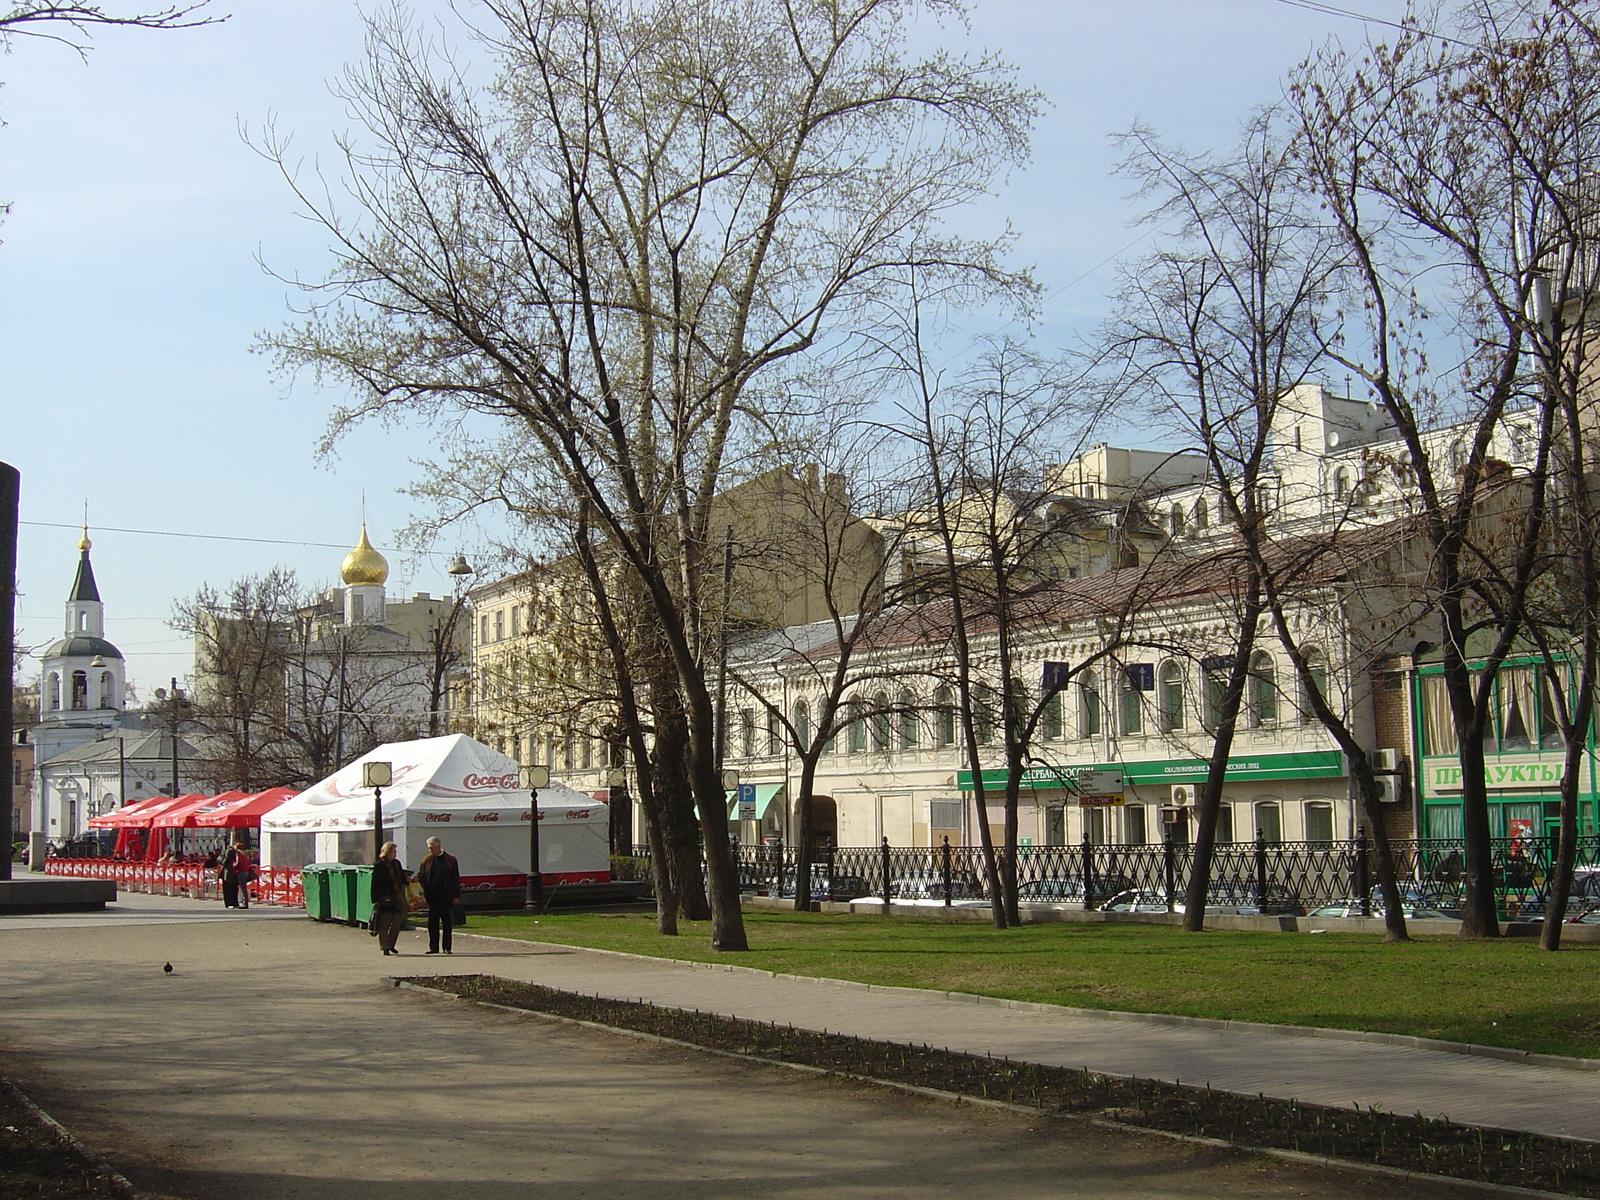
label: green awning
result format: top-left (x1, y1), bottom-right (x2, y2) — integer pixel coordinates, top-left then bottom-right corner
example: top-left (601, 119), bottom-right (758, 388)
top-left (725, 782), bottom-right (786, 820)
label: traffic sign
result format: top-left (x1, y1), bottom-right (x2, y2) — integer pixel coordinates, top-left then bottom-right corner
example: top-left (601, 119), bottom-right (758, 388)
top-left (736, 782), bottom-right (758, 821)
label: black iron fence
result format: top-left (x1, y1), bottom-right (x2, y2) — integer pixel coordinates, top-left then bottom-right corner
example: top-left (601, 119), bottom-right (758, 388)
top-left (633, 835), bottom-right (1600, 917)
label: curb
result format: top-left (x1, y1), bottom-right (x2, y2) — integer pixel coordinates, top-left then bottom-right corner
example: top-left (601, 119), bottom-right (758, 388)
top-left (467, 931), bottom-right (1600, 1075)
top-left (394, 977), bottom-right (1589, 1200)
top-left (0, 1075), bottom-right (146, 1199)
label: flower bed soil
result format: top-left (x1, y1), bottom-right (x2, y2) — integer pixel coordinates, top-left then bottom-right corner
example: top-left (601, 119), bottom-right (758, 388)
top-left (412, 973), bottom-right (1600, 1198)
top-left (0, 1080), bottom-right (133, 1200)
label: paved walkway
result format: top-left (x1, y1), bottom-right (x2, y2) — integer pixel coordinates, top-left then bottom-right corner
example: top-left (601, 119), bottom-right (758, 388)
top-left (0, 893), bottom-right (1576, 1199)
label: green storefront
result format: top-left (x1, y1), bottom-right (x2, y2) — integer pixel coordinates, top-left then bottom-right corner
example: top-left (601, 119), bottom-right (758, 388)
top-left (958, 750), bottom-right (1346, 793)
top-left (1414, 660), bottom-right (1599, 840)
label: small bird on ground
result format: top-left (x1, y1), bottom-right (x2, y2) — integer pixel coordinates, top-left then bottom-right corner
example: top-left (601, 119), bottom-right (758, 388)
top-left (163, 962), bottom-right (174, 975)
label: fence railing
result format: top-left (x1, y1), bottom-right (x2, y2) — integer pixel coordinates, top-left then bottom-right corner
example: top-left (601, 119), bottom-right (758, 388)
top-left (632, 835), bottom-right (1600, 916)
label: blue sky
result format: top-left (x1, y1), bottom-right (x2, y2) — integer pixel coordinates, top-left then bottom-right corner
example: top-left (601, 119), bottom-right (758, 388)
top-left (0, 0), bottom-right (1406, 699)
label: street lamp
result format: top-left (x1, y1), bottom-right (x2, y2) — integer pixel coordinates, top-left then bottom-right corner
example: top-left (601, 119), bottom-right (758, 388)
top-left (522, 763), bottom-right (549, 909)
top-left (364, 760), bottom-right (393, 863)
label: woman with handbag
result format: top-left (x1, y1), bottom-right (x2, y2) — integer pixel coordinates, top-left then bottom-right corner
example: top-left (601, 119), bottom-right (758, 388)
top-left (371, 842), bottom-right (408, 956)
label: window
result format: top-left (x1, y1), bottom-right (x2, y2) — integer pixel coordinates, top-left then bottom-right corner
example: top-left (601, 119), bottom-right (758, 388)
top-left (581, 735), bottom-right (593, 770)
top-left (1042, 689), bottom-right (1063, 739)
top-left (768, 712), bottom-right (782, 756)
top-left (935, 686), bottom-right (956, 747)
top-left (794, 700), bottom-right (811, 748)
top-left (973, 684), bottom-right (996, 744)
top-left (1123, 804), bottom-right (1147, 846)
top-left (1334, 466), bottom-right (1352, 500)
top-left (871, 692), bottom-right (891, 751)
top-left (479, 615), bottom-right (489, 645)
top-left (1120, 672), bottom-right (1142, 735)
top-left (1160, 662), bottom-right (1184, 732)
top-left (1085, 806), bottom-right (1109, 844)
top-left (99, 672), bottom-right (114, 710)
top-left (1080, 672), bottom-right (1101, 738)
top-left (494, 610), bottom-right (505, 641)
top-left (1254, 800), bottom-right (1282, 844)
top-left (899, 691), bottom-right (919, 749)
top-left (1204, 667), bottom-right (1227, 729)
top-left (1215, 803), bottom-right (1234, 844)
top-left (511, 605), bottom-right (521, 637)
top-left (1305, 801), bottom-right (1335, 845)
top-left (740, 709), bottom-right (756, 759)
top-left (1419, 673), bottom-right (1457, 755)
top-left (1170, 504), bottom-right (1185, 535)
top-left (1194, 498), bottom-right (1209, 529)
top-left (350, 592), bottom-right (365, 622)
top-left (1248, 652), bottom-right (1278, 726)
top-left (1045, 806), bottom-right (1066, 846)
top-left (70, 671), bottom-right (88, 711)
top-left (848, 700), bottom-right (867, 753)
top-left (47, 673), bottom-right (59, 711)
top-left (1300, 650), bottom-right (1328, 725)
top-left (1539, 665), bottom-right (1565, 749)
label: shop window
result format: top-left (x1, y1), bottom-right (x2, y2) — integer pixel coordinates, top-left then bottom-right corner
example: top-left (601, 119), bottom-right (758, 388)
top-left (1045, 806), bottom-right (1066, 846)
top-left (1124, 804), bottom-right (1147, 846)
top-left (1254, 800), bottom-right (1282, 844)
top-left (1085, 806), bottom-right (1109, 845)
top-left (1419, 673), bottom-right (1458, 755)
top-left (1305, 801), bottom-right (1335, 845)
top-left (1499, 666), bottom-right (1536, 751)
top-left (1428, 803), bottom-right (1464, 840)
top-left (1539, 665), bottom-right (1565, 749)
top-left (1162, 807), bottom-right (1190, 845)
top-left (1215, 803), bottom-right (1234, 844)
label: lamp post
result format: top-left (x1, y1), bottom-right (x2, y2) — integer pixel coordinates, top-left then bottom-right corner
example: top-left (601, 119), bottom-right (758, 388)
top-left (433, 554), bottom-right (475, 737)
top-left (364, 760), bottom-right (392, 863)
top-left (522, 763), bottom-right (549, 909)
top-left (604, 766), bottom-right (629, 856)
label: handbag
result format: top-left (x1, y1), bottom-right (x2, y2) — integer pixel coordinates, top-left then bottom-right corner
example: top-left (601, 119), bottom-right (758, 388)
top-left (451, 900), bottom-right (467, 927)
top-left (368, 905), bottom-right (380, 934)
top-left (405, 880), bottom-right (426, 913)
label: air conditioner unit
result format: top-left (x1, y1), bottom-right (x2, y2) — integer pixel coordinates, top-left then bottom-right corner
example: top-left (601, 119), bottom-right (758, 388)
top-left (1170, 784), bottom-right (1192, 806)
top-left (1373, 777), bottom-right (1396, 803)
top-left (1373, 748), bottom-right (1401, 772)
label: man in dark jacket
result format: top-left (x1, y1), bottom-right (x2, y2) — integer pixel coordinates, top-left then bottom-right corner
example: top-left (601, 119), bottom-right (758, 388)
top-left (417, 836), bottom-right (461, 954)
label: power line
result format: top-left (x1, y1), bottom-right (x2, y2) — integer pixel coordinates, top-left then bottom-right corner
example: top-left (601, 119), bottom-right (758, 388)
top-left (1269, 0), bottom-right (1476, 49)
top-left (19, 519), bottom-right (421, 556)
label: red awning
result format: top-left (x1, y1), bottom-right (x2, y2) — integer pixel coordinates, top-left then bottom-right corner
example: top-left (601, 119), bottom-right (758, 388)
top-left (192, 787), bottom-right (297, 828)
top-left (88, 795), bottom-right (180, 829)
top-left (151, 792), bottom-right (242, 830)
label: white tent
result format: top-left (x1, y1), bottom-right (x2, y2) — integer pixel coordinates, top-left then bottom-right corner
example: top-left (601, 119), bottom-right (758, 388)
top-left (261, 734), bottom-right (609, 888)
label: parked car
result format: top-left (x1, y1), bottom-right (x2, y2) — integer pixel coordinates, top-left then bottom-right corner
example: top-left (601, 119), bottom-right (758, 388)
top-left (770, 870), bottom-right (872, 902)
top-left (1308, 901), bottom-right (1451, 920)
top-left (1099, 887), bottom-right (1285, 916)
top-left (1015, 875), bottom-right (1135, 906)
top-left (888, 870), bottom-right (985, 900)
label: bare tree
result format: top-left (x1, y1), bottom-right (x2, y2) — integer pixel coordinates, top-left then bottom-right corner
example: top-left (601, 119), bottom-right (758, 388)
top-left (261, 0), bottom-right (1038, 951)
top-left (0, 2), bottom-right (220, 55)
top-left (1288, 0), bottom-right (1600, 937)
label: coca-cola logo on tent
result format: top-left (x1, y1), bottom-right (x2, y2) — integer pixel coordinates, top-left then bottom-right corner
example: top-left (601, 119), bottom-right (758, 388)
top-left (461, 772), bottom-right (519, 790)
top-left (473, 812), bottom-right (499, 822)
top-left (424, 813), bottom-right (452, 823)
top-left (565, 809), bottom-right (591, 820)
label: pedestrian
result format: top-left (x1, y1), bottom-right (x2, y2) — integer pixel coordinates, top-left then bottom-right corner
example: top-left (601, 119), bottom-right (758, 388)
top-left (219, 840), bottom-right (252, 909)
top-left (371, 841), bottom-right (408, 956)
top-left (416, 835), bottom-right (461, 955)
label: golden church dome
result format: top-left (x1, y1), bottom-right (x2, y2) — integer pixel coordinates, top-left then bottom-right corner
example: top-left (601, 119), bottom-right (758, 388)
top-left (340, 524), bottom-right (389, 587)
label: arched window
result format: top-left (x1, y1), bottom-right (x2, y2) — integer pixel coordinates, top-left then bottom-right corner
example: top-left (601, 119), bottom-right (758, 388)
top-left (99, 672), bottom-right (115, 710)
top-left (1254, 800), bottom-right (1283, 844)
top-left (1248, 652), bottom-right (1278, 726)
top-left (1333, 466), bottom-right (1352, 501)
top-left (76, 610), bottom-right (87, 631)
top-left (1300, 649), bottom-right (1328, 726)
top-left (1194, 498), bottom-right (1209, 529)
top-left (934, 686), bottom-right (956, 747)
top-left (1160, 661), bottom-right (1184, 732)
top-left (848, 699), bottom-right (868, 753)
top-left (794, 699), bottom-right (811, 748)
top-left (1079, 671), bottom-right (1101, 738)
top-left (47, 673), bottom-right (60, 710)
top-left (1120, 668), bottom-right (1142, 735)
top-left (1042, 688), bottom-right (1063, 739)
top-left (899, 691), bottom-right (919, 749)
top-left (973, 683), bottom-right (996, 744)
top-left (70, 670), bottom-right (88, 710)
top-left (1203, 663), bottom-right (1227, 730)
top-left (870, 692), bottom-right (891, 751)
top-left (740, 709), bottom-right (756, 758)
top-left (1170, 504), bottom-right (1185, 535)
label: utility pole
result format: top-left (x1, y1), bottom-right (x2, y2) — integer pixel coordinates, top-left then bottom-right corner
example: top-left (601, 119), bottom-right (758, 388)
top-left (0, 461), bottom-right (17, 881)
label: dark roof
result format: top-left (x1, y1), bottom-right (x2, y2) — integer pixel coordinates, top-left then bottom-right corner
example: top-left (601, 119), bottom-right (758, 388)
top-left (43, 634), bottom-right (123, 661)
top-left (69, 549), bottom-right (101, 603)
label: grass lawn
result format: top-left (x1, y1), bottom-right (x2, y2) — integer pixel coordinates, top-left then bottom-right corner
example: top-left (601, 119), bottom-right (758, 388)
top-left (468, 909), bottom-right (1600, 1060)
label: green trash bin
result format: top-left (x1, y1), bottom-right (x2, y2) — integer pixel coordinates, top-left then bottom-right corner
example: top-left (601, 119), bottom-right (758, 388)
top-left (301, 864), bottom-right (335, 922)
top-left (329, 866), bottom-right (359, 924)
top-left (353, 865), bottom-right (375, 928)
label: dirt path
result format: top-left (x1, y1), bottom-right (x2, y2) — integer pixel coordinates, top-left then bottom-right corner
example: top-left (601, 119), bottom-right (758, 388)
top-left (0, 897), bottom-right (1479, 1199)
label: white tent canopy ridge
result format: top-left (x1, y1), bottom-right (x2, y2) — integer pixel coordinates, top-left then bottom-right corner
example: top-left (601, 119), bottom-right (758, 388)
top-left (261, 734), bottom-right (609, 889)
